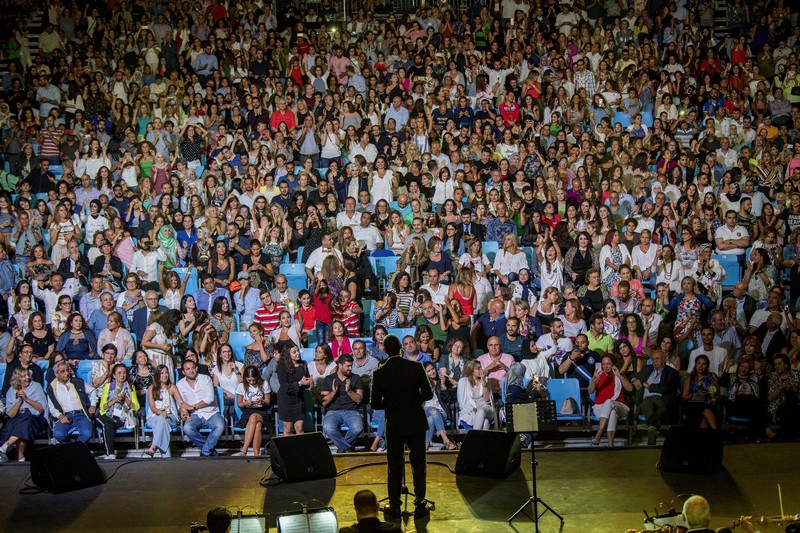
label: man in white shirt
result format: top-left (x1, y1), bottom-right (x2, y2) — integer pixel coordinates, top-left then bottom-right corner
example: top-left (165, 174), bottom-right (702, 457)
top-left (532, 319), bottom-right (574, 365)
top-left (688, 326), bottom-right (728, 375)
top-left (34, 273), bottom-right (78, 324)
top-left (48, 361), bottom-right (94, 443)
top-left (305, 233), bottom-right (344, 279)
top-left (714, 210), bottom-right (750, 256)
top-left (640, 298), bottom-right (663, 343)
top-left (419, 268), bottom-right (449, 305)
top-left (336, 197), bottom-right (361, 229)
top-left (131, 236), bottom-right (167, 289)
top-left (177, 359), bottom-right (225, 457)
top-left (348, 132), bottom-right (378, 164)
top-left (352, 211), bottom-right (383, 251)
top-left (634, 201), bottom-right (657, 233)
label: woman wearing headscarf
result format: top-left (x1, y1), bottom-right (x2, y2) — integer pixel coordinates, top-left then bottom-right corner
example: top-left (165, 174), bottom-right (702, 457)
top-left (510, 268), bottom-right (537, 307)
top-left (157, 225), bottom-right (179, 269)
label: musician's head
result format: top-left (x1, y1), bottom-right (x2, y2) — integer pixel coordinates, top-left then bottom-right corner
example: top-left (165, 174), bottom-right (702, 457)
top-left (682, 495), bottom-right (710, 529)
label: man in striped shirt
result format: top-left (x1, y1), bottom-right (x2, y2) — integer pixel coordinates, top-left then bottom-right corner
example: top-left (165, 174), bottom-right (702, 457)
top-left (332, 289), bottom-right (362, 337)
top-left (253, 290), bottom-right (285, 333)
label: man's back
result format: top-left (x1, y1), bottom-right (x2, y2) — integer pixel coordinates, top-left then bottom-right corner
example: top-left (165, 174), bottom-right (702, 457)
top-left (371, 357), bottom-right (431, 436)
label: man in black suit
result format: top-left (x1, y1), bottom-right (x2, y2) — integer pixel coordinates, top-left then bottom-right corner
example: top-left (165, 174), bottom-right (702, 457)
top-left (753, 312), bottom-right (787, 361)
top-left (370, 335), bottom-right (433, 519)
top-left (631, 351), bottom-right (680, 445)
top-left (731, 281), bottom-right (757, 326)
top-left (457, 207), bottom-right (484, 242)
top-left (681, 495), bottom-right (714, 533)
top-left (56, 239), bottom-right (90, 294)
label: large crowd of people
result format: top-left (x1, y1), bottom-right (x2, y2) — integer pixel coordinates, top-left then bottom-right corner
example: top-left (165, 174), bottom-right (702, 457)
top-left (0, 0), bottom-right (800, 460)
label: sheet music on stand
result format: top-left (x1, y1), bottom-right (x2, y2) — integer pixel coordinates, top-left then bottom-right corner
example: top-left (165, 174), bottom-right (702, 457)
top-left (276, 508), bottom-right (338, 533)
top-left (508, 402), bottom-right (538, 432)
top-left (231, 514), bottom-right (268, 533)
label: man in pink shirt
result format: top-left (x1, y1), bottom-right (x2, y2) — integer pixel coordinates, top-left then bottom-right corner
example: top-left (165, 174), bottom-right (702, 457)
top-left (329, 46), bottom-right (352, 84)
top-left (477, 336), bottom-right (515, 394)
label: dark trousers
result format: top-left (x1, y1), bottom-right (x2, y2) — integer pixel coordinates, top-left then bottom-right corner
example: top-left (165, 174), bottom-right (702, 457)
top-left (97, 414), bottom-right (124, 455)
top-left (386, 431), bottom-right (426, 507)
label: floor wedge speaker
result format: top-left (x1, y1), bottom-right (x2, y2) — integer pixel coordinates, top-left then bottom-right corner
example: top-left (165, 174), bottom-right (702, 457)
top-left (455, 430), bottom-right (522, 478)
top-left (268, 432), bottom-right (337, 483)
top-left (30, 442), bottom-right (106, 494)
top-left (657, 426), bottom-right (723, 474)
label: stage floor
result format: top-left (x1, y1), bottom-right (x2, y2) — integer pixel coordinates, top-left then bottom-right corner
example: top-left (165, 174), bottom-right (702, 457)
top-left (1, 443), bottom-right (798, 532)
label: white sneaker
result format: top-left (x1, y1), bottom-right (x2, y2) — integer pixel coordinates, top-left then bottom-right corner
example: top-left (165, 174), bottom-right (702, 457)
top-left (101, 454), bottom-right (116, 460)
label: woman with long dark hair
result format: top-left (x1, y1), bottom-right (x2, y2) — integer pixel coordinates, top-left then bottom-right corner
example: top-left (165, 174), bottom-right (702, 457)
top-left (234, 365), bottom-right (272, 456)
top-left (276, 345), bottom-right (313, 436)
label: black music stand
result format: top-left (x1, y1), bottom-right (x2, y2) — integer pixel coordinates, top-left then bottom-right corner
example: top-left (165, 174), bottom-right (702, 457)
top-left (506, 400), bottom-right (563, 531)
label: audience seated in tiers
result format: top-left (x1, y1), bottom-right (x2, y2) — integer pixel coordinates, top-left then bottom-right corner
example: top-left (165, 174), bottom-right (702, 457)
top-left (1, 0), bottom-right (800, 461)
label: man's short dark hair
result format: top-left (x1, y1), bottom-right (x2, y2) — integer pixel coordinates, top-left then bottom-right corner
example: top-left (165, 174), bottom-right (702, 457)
top-left (353, 489), bottom-right (379, 514)
top-left (384, 335), bottom-right (402, 357)
top-left (337, 354), bottom-right (353, 366)
top-left (206, 506), bottom-right (232, 533)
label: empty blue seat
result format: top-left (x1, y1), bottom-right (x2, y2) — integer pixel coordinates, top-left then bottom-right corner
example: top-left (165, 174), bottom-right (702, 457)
top-left (640, 111), bottom-right (654, 128)
top-left (228, 332), bottom-right (253, 362)
top-left (388, 328), bottom-right (417, 341)
top-left (613, 112), bottom-right (632, 128)
top-left (300, 348), bottom-right (316, 363)
top-left (546, 378), bottom-right (584, 423)
top-left (281, 263), bottom-right (306, 276)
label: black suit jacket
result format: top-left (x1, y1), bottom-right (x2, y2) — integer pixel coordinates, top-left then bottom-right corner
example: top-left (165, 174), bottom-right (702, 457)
top-left (635, 364), bottom-right (681, 410)
top-left (754, 324), bottom-right (787, 360)
top-left (736, 294), bottom-right (757, 323)
top-left (459, 222), bottom-right (484, 242)
top-left (57, 255), bottom-right (91, 288)
top-left (371, 357), bottom-right (433, 437)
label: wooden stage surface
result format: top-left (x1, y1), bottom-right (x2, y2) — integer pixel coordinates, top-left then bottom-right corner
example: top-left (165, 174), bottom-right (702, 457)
top-left (1, 442), bottom-right (798, 532)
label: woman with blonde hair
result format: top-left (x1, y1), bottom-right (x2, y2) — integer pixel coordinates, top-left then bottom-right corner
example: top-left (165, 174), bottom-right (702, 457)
top-left (401, 235), bottom-right (429, 288)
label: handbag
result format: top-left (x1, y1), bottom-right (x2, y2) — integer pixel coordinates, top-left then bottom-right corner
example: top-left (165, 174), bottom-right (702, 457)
top-left (559, 397), bottom-right (579, 415)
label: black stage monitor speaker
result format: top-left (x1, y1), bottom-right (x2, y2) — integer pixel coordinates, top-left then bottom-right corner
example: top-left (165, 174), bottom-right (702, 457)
top-left (657, 426), bottom-right (723, 475)
top-left (269, 432), bottom-right (337, 483)
top-left (30, 442), bottom-right (106, 494)
top-left (455, 430), bottom-right (522, 478)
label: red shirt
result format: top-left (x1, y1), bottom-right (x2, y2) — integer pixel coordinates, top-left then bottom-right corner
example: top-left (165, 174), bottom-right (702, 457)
top-left (253, 303), bottom-right (285, 332)
top-left (314, 293), bottom-right (333, 325)
top-left (270, 109), bottom-right (297, 132)
top-left (332, 300), bottom-right (360, 337)
top-left (296, 305), bottom-right (315, 332)
top-left (499, 101), bottom-right (521, 126)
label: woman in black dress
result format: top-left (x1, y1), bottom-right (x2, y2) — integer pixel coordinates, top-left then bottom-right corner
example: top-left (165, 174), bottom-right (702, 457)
top-left (276, 345), bottom-right (313, 436)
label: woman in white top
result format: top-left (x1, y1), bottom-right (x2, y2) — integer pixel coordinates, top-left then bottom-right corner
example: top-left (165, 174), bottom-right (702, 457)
top-left (537, 239), bottom-right (564, 292)
top-left (159, 266), bottom-right (192, 310)
top-left (140, 310), bottom-right (177, 375)
top-left (458, 238), bottom-right (492, 278)
top-left (308, 344), bottom-right (337, 389)
top-left (655, 244), bottom-right (682, 293)
top-left (432, 168), bottom-right (456, 208)
top-left (212, 344), bottom-right (244, 406)
top-left (457, 360), bottom-right (494, 431)
top-left (369, 155), bottom-right (394, 205)
top-left (631, 229), bottom-right (660, 288)
top-left (559, 298), bottom-right (587, 339)
top-left (492, 233), bottom-right (529, 285)
top-left (144, 364), bottom-right (184, 457)
top-left (599, 229), bottom-right (631, 289)
top-left (234, 365), bottom-right (272, 457)
top-left (319, 120), bottom-right (341, 167)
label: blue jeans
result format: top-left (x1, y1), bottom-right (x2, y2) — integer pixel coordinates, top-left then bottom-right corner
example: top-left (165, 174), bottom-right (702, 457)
top-left (370, 408), bottom-right (385, 438)
top-left (53, 411), bottom-right (93, 443)
top-left (316, 322), bottom-right (330, 345)
top-left (322, 409), bottom-right (363, 452)
top-left (424, 405), bottom-right (446, 443)
top-left (183, 413), bottom-right (225, 456)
